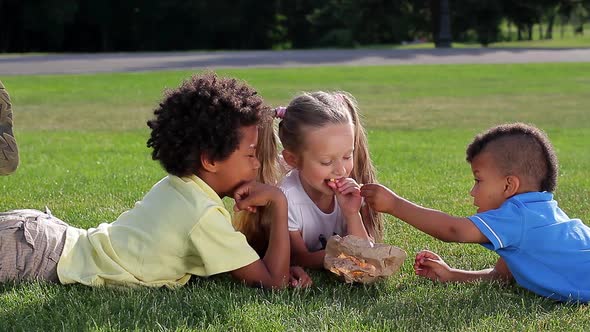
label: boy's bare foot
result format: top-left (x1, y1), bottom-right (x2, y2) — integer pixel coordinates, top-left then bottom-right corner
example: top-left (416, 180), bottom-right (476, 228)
top-left (0, 81), bottom-right (19, 175)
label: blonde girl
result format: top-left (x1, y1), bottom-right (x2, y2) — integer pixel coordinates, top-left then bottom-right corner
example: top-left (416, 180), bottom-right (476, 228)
top-left (236, 91), bottom-right (383, 270)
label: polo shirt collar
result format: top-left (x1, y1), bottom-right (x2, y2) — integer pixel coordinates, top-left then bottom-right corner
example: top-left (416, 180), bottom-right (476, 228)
top-left (185, 174), bottom-right (223, 205)
top-left (512, 191), bottom-right (553, 203)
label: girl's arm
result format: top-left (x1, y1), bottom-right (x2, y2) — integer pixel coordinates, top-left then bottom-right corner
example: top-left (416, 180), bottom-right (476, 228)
top-left (289, 231), bottom-right (326, 269)
top-left (414, 250), bottom-right (513, 283)
top-left (330, 178), bottom-right (370, 240)
top-left (343, 212), bottom-right (369, 239)
top-left (361, 184), bottom-right (487, 243)
top-left (230, 182), bottom-right (290, 289)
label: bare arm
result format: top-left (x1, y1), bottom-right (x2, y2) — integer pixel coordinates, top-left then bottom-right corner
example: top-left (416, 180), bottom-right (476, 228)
top-left (330, 178), bottom-right (370, 240)
top-left (414, 250), bottom-right (513, 283)
top-left (361, 184), bottom-right (487, 243)
top-left (343, 212), bottom-right (369, 239)
top-left (444, 260), bottom-right (512, 283)
top-left (289, 231), bottom-right (326, 269)
top-left (230, 182), bottom-right (290, 289)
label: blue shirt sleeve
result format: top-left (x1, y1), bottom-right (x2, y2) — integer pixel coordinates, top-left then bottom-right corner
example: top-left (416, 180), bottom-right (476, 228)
top-left (467, 201), bottom-right (524, 251)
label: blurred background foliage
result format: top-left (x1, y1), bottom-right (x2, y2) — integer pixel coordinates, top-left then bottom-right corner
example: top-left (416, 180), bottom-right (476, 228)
top-left (0, 0), bottom-right (588, 52)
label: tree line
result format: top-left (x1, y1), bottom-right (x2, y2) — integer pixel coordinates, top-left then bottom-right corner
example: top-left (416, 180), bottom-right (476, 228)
top-left (0, 0), bottom-right (588, 53)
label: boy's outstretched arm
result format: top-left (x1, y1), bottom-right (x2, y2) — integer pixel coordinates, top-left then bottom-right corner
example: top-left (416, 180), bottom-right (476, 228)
top-left (414, 250), bottom-right (513, 283)
top-left (360, 184), bottom-right (487, 243)
top-left (230, 182), bottom-right (291, 289)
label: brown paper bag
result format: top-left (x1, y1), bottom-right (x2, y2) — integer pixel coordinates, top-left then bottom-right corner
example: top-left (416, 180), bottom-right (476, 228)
top-left (323, 235), bottom-right (407, 284)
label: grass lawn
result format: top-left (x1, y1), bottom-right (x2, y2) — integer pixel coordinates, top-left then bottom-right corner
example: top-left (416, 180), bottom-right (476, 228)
top-left (1, 63), bottom-right (590, 331)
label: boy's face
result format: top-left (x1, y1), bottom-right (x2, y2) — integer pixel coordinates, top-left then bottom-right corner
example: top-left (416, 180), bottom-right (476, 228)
top-left (213, 125), bottom-right (260, 198)
top-left (292, 122), bottom-right (355, 201)
top-left (469, 151), bottom-right (509, 213)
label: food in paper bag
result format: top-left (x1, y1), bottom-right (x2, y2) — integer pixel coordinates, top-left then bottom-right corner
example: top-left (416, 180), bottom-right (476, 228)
top-left (323, 235), bottom-right (407, 284)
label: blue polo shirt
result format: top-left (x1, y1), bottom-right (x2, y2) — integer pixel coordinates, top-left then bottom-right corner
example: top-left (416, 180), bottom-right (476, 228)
top-left (468, 192), bottom-right (590, 303)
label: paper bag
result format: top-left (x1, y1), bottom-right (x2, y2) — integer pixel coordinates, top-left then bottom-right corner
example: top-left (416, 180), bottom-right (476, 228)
top-left (323, 235), bottom-right (407, 284)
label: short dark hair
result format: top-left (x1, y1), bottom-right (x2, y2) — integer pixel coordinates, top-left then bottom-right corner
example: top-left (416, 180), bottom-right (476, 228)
top-left (466, 123), bottom-right (559, 192)
top-left (147, 72), bottom-right (268, 176)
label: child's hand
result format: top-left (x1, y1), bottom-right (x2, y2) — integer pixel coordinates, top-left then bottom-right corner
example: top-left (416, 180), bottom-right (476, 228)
top-left (289, 266), bottom-right (313, 288)
top-left (328, 177), bottom-right (362, 217)
top-left (414, 250), bottom-right (454, 283)
top-left (233, 181), bottom-right (284, 213)
top-left (360, 183), bottom-right (396, 214)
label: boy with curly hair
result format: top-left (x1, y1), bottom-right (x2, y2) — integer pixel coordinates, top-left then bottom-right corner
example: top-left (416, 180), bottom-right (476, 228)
top-left (361, 123), bottom-right (590, 302)
top-left (0, 72), bottom-right (310, 289)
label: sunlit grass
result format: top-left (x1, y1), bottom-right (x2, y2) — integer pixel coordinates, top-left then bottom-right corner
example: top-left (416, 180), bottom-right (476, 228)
top-left (1, 63), bottom-right (589, 331)
top-left (393, 22), bottom-right (590, 49)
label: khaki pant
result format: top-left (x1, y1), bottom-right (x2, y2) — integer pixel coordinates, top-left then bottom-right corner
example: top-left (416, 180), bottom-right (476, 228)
top-left (0, 209), bottom-right (68, 283)
top-left (0, 79), bottom-right (19, 175)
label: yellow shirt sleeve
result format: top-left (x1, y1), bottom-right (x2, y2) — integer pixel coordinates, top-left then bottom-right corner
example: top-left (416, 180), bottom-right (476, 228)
top-left (190, 206), bottom-right (260, 276)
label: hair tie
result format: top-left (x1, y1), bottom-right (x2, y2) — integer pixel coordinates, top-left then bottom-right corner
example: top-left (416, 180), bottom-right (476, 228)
top-left (274, 106), bottom-right (287, 119)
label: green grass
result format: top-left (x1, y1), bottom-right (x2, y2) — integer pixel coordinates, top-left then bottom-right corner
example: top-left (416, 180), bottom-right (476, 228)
top-left (1, 63), bottom-right (590, 331)
top-left (392, 22), bottom-right (590, 49)
top-left (492, 21), bottom-right (590, 48)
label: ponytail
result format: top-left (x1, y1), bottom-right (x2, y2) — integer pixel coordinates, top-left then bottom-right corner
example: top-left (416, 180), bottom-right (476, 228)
top-left (235, 92), bottom-right (384, 253)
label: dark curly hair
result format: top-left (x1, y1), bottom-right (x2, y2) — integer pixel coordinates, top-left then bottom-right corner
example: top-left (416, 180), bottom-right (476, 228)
top-left (147, 72), bottom-right (269, 176)
top-left (466, 123), bottom-right (559, 192)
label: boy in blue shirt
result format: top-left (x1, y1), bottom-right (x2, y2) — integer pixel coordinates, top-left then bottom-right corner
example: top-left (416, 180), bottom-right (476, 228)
top-left (361, 123), bottom-right (590, 303)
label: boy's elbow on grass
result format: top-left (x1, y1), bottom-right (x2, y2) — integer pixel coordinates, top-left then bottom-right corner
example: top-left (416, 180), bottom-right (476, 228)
top-left (266, 277), bottom-right (290, 289)
top-left (240, 270), bottom-right (290, 289)
top-left (254, 277), bottom-right (289, 290)
top-left (242, 277), bottom-right (288, 290)
top-left (266, 269), bottom-right (291, 289)
top-left (231, 260), bottom-right (290, 289)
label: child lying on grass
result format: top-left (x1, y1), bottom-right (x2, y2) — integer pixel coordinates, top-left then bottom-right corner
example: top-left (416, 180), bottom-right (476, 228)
top-left (0, 72), bottom-right (311, 289)
top-left (361, 123), bottom-right (590, 303)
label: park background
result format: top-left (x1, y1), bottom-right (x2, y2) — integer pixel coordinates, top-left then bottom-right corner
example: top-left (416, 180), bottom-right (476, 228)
top-left (1, 1), bottom-right (590, 331)
top-left (0, 0), bottom-right (589, 51)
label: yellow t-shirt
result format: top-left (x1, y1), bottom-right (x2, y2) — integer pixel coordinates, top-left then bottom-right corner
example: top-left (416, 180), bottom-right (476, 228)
top-left (57, 175), bottom-right (259, 288)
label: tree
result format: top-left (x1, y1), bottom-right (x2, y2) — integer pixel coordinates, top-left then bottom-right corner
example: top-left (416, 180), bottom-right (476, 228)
top-left (431, 0), bottom-right (452, 47)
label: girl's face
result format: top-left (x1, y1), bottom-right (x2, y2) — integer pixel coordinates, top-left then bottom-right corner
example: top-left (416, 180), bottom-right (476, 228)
top-left (291, 122), bottom-right (355, 201)
top-left (469, 151), bottom-right (509, 213)
top-left (212, 125), bottom-right (261, 198)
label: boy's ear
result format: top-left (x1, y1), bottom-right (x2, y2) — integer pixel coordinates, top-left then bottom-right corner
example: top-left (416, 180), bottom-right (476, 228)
top-left (200, 153), bottom-right (217, 173)
top-left (281, 149), bottom-right (299, 168)
top-left (503, 175), bottom-right (520, 197)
